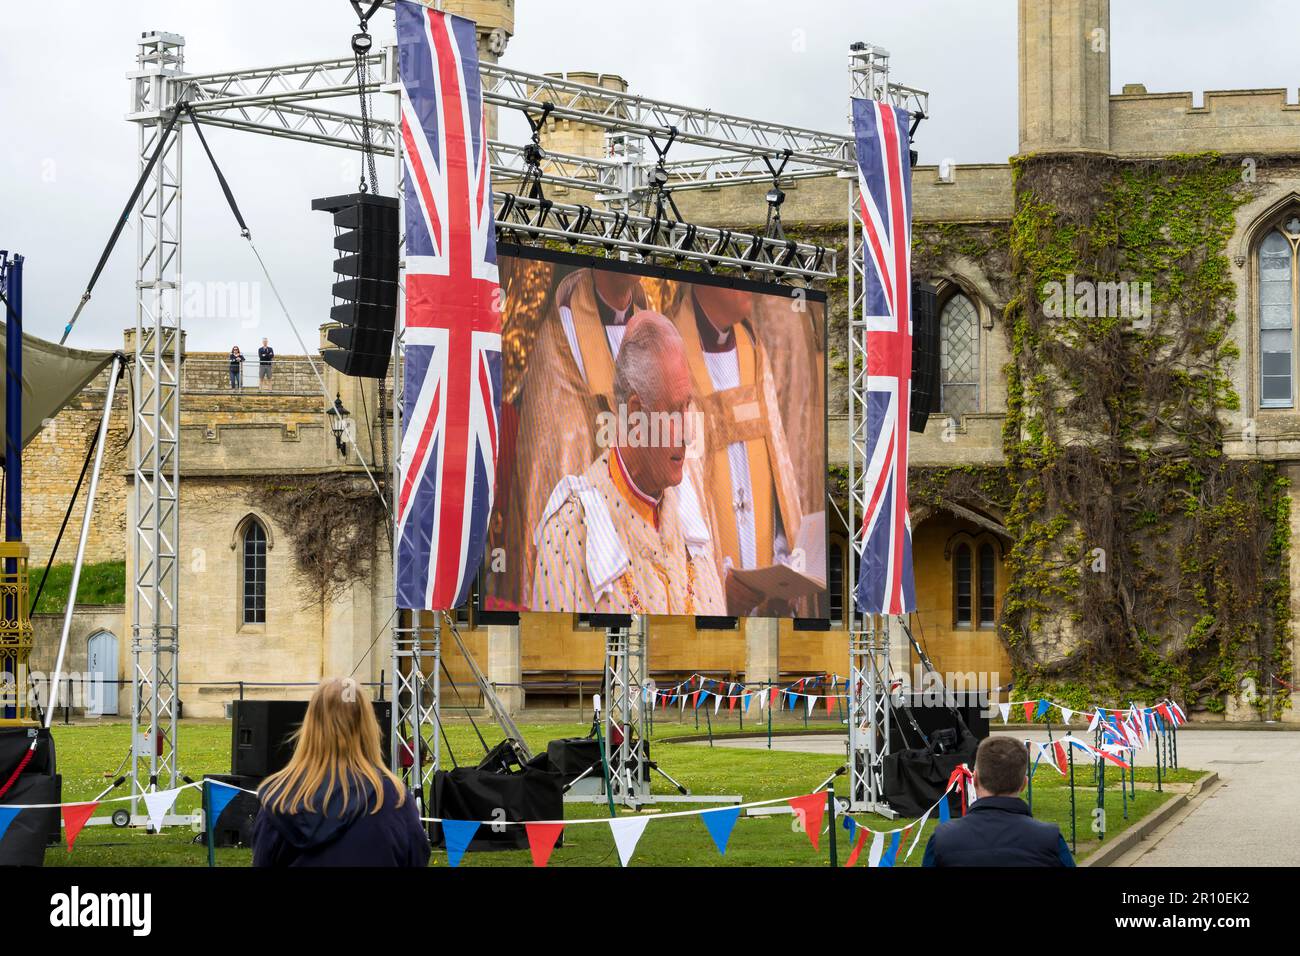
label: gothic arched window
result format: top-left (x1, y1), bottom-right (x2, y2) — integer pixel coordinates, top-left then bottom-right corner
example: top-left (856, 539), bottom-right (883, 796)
top-left (1259, 219), bottom-right (1300, 408)
top-left (940, 292), bottom-right (979, 416)
top-left (953, 542), bottom-right (973, 626)
top-left (949, 533), bottom-right (1001, 629)
top-left (242, 519), bottom-right (267, 625)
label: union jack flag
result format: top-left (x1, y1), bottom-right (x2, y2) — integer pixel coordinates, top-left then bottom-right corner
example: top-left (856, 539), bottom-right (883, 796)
top-left (852, 97), bottom-right (916, 615)
top-left (395, 2), bottom-right (501, 610)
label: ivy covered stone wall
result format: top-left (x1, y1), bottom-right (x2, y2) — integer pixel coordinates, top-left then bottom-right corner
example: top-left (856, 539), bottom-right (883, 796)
top-left (902, 152), bottom-right (1291, 716)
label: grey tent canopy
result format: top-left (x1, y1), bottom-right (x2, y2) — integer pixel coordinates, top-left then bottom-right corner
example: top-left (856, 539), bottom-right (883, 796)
top-left (0, 321), bottom-right (118, 448)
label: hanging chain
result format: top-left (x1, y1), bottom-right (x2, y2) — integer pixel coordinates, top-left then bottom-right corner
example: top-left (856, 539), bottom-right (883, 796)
top-left (353, 28), bottom-right (379, 195)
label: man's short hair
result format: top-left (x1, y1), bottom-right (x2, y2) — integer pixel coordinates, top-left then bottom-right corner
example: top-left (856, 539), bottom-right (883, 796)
top-left (974, 736), bottom-right (1028, 796)
top-left (613, 311), bottom-right (682, 410)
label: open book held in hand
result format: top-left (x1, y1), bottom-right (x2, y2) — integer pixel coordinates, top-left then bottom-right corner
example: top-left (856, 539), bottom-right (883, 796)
top-left (728, 511), bottom-right (827, 602)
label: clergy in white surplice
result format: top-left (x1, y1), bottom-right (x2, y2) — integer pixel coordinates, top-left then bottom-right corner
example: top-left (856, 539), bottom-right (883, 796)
top-left (667, 285), bottom-right (804, 616)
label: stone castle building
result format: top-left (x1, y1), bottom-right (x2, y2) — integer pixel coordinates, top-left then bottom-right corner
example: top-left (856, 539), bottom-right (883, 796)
top-left (24, 0), bottom-right (1300, 720)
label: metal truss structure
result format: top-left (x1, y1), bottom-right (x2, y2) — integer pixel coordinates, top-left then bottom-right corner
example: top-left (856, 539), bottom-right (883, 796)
top-left (844, 45), bottom-right (928, 813)
top-left (125, 32), bottom-right (185, 824)
top-left (602, 618), bottom-right (648, 807)
top-left (389, 620), bottom-right (440, 799)
top-left (116, 13), bottom-right (929, 806)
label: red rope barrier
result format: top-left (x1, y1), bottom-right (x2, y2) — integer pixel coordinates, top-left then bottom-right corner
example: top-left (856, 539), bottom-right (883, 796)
top-left (0, 744), bottom-right (36, 800)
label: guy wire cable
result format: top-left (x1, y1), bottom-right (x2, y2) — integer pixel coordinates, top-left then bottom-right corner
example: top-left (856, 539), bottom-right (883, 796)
top-left (183, 106), bottom-right (393, 521)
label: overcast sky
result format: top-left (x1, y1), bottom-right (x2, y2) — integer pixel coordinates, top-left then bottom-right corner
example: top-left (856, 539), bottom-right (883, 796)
top-left (3, 0), bottom-right (1297, 352)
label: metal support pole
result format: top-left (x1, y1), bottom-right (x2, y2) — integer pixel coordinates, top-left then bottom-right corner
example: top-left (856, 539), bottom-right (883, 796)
top-left (48, 355), bottom-right (123, 720)
top-left (1, 253), bottom-right (24, 724)
top-left (4, 253), bottom-right (21, 544)
top-left (1067, 735), bottom-right (1076, 852)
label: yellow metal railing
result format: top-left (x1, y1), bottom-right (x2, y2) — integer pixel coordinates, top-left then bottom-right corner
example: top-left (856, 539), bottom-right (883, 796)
top-left (0, 542), bottom-right (35, 725)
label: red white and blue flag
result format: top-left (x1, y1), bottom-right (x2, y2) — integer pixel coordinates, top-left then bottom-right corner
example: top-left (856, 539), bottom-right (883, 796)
top-left (852, 97), bottom-right (916, 615)
top-left (395, 2), bottom-right (501, 610)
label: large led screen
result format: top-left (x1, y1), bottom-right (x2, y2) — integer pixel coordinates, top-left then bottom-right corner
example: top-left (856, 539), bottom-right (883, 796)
top-left (484, 245), bottom-right (828, 619)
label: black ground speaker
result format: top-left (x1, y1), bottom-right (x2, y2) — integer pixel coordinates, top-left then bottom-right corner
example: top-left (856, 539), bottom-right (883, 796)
top-left (231, 699), bottom-right (392, 778)
top-left (910, 281), bottom-right (939, 432)
top-left (0, 773), bottom-right (60, 866)
top-left (430, 766), bottom-right (563, 852)
top-left (204, 773), bottom-right (263, 849)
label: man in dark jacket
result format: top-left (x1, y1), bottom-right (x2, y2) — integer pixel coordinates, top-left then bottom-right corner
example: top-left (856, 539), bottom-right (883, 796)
top-left (922, 735), bottom-right (1075, 867)
top-left (252, 776), bottom-right (430, 867)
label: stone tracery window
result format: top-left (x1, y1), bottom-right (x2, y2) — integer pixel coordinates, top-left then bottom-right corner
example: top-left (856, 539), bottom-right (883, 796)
top-left (940, 292), bottom-right (980, 416)
top-left (1259, 217), bottom-right (1300, 409)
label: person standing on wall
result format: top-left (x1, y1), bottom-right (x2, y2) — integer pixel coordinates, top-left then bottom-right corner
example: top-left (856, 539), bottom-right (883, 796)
top-left (229, 344), bottom-right (245, 390)
top-left (258, 337), bottom-right (274, 389)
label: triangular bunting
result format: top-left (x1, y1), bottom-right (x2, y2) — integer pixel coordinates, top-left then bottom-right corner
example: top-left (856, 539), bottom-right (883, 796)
top-left (63, 802), bottom-right (99, 851)
top-left (701, 807), bottom-right (741, 856)
top-left (787, 793), bottom-right (826, 851)
top-left (0, 806), bottom-right (21, 843)
top-left (769, 687), bottom-right (779, 707)
top-left (937, 793), bottom-right (951, 822)
top-left (442, 819), bottom-right (480, 867)
top-left (906, 811), bottom-right (930, 860)
top-left (207, 780), bottom-right (240, 835)
top-left (1088, 710), bottom-right (1101, 731)
top-left (142, 788), bottom-right (180, 833)
top-left (998, 702), bottom-right (1011, 724)
top-left (1023, 701), bottom-right (1035, 722)
top-left (806, 695), bottom-right (817, 715)
top-left (867, 830), bottom-right (885, 868)
top-left (1035, 698), bottom-right (1050, 719)
top-left (843, 828), bottom-right (868, 867)
top-left (879, 830), bottom-right (902, 867)
top-left (842, 815), bottom-right (857, 845)
top-left (1060, 706), bottom-right (1074, 724)
top-left (608, 816), bottom-right (650, 867)
top-left (525, 823), bottom-right (564, 868)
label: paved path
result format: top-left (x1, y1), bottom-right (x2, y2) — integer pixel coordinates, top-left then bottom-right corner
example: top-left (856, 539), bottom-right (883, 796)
top-left (688, 728), bottom-right (1300, 866)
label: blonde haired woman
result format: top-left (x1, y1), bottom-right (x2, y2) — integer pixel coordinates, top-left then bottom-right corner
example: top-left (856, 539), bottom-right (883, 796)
top-left (251, 678), bottom-right (430, 867)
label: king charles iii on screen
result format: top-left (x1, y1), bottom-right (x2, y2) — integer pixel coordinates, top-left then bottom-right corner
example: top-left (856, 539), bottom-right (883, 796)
top-left (530, 312), bottom-right (727, 615)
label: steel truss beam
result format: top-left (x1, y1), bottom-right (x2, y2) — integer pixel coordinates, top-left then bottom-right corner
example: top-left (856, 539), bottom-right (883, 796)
top-left (496, 193), bottom-right (834, 281)
top-left (128, 32), bottom-right (183, 822)
top-left (180, 49), bottom-right (855, 227)
top-left (603, 618), bottom-right (648, 807)
top-left (390, 620), bottom-right (439, 800)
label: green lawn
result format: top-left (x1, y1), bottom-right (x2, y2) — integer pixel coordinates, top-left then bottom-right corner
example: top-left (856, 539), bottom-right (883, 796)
top-left (30, 560), bottom-right (126, 613)
top-left (38, 719), bottom-right (1200, 867)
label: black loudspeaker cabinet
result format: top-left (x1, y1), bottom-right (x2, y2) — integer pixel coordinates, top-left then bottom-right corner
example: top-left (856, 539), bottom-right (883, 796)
top-left (909, 281), bottom-right (940, 433)
top-left (0, 773), bottom-right (60, 865)
top-left (205, 773), bottom-right (263, 849)
top-left (888, 691), bottom-right (990, 752)
top-left (312, 192), bottom-right (400, 378)
top-left (231, 699), bottom-right (392, 777)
